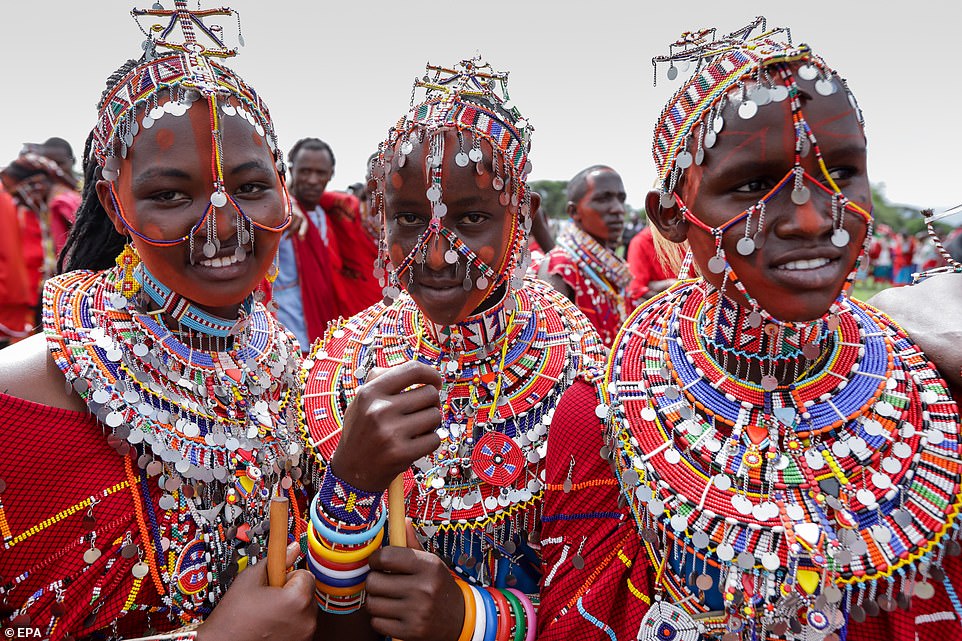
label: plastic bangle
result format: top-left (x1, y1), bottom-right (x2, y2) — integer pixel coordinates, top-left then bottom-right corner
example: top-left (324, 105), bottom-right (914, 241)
top-left (315, 589), bottom-right (366, 613)
top-left (469, 585), bottom-right (487, 641)
top-left (314, 578), bottom-right (366, 597)
top-left (506, 589), bottom-right (536, 641)
top-left (455, 580), bottom-right (477, 641)
top-left (307, 554), bottom-right (368, 587)
top-left (486, 587), bottom-right (513, 641)
top-left (308, 551), bottom-right (370, 573)
top-left (501, 588), bottom-right (527, 641)
top-left (476, 585), bottom-right (499, 641)
top-left (308, 521), bottom-right (384, 564)
top-left (311, 494), bottom-right (387, 545)
top-left (313, 561), bottom-right (370, 581)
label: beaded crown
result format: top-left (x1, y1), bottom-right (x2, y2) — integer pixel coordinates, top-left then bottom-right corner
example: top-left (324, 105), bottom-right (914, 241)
top-left (91, 1), bottom-right (282, 174)
top-left (651, 16), bottom-right (862, 192)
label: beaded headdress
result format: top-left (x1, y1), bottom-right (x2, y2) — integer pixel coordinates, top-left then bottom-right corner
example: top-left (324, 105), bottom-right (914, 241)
top-left (94, 0), bottom-right (290, 260)
top-left (371, 55), bottom-right (535, 310)
top-left (651, 17), bottom-right (872, 331)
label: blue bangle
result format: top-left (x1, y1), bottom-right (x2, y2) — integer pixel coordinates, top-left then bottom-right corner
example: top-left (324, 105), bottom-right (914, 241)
top-left (476, 584), bottom-right (499, 641)
top-left (310, 494), bottom-right (386, 546)
top-left (307, 554), bottom-right (369, 588)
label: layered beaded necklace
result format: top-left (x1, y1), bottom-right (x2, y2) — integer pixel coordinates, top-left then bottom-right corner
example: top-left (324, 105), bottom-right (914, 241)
top-left (300, 277), bottom-right (604, 585)
top-left (44, 264), bottom-right (305, 624)
top-left (599, 280), bottom-right (962, 640)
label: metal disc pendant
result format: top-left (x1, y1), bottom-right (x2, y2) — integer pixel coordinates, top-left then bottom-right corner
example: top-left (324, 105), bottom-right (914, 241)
top-left (83, 548), bottom-right (102, 564)
top-left (816, 78), bottom-right (837, 96)
top-left (676, 151), bottom-right (693, 169)
top-left (476, 276), bottom-right (489, 290)
top-left (915, 581), bottom-right (935, 600)
top-left (695, 148), bottom-right (705, 166)
top-left (234, 246), bottom-right (247, 261)
top-left (707, 255), bottom-right (726, 274)
top-left (667, 65), bottom-right (678, 80)
top-left (738, 100), bottom-right (758, 120)
top-left (791, 186), bottom-right (811, 205)
top-left (712, 115), bottom-right (724, 134)
top-left (771, 85), bottom-right (789, 102)
top-left (798, 65), bottom-right (819, 81)
top-left (444, 250), bottom-right (458, 264)
top-left (803, 343), bottom-right (821, 359)
top-left (132, 561), bottom-right (150, 579)
top-left (492, 176), bottom-right (504, 190)
top-left (736, 237), bottom-right (756, 256)
top-left (211, 191), bottom-right (228, 208)
top-left (704, 130), bottom-right (717, 149)
top-left (761, 375), bottom-right (778, 391)
top-left (203, 242), bottom-right (217, 258)
top-left (831, 228), bottom-right (850, 247)
top-left (468, 148), bottom-right (483, 163)
top-left (400, 141), bottom-right (414, 155)
top-left (660, 192), bottom-right (675, 208)
top-left (455, 152), bottom-right (469, 167)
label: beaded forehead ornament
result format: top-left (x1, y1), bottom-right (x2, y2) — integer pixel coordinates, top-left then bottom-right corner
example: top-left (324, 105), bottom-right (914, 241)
top-left (652, 17), bottom-right (872, 330)
top-left (94, 0), bottom-right (290, 260)
top-left (372, 55), bottom-right (535, 310)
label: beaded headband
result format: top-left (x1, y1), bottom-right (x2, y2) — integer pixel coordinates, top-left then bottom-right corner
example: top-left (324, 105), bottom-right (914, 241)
top-left (372, 55), bottom-right (535, 308)
top-left (93, 0), bottom-right (290, 254)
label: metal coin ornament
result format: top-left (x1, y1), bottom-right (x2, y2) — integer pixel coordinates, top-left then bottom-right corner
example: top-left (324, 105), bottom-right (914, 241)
top-left (736, 237), bottom-right (756, 256)
top-left (831, 228), bottom-right (850, 247)
top-left (791, 185), bottom-right (811, 205)
top-left (707, 255), bottom-right (727, 274)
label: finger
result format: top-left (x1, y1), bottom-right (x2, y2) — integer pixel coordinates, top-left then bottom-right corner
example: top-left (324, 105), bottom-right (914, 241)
top-left (369, 616), bottom-right (406, 640)
top-left (367, 546), bottom-right (423, 576)
top-left (364, 361), bottom-right (443, 395)
top-left (390, 383), bottom-right (442, 415)
top-left (285, 540), bottom-right (304, 570)
top-left (282, 567), bottom-right (316, 600)
top-left (405, 518), bottom-right (424, 551)
top-left (298, 218), bottom-right (308, 238)
top-left (365, 593), bottom-right (409, 620)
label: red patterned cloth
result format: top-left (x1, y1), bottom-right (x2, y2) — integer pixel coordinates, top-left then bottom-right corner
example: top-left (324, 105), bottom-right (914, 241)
top-left (0, 393), bottom-right (170, 639)
top-left (538, 379), bottom-right (962, 641)
top-left (626, 226), bottom-right (673, 310)
top-left (541, 249), bottom-right (625, 347)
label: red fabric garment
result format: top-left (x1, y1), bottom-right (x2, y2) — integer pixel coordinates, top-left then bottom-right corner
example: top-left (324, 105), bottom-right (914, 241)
top-left (0, 192), bottom-right (34, 339)
top-left (626, 226), bottom-right (673, 309)
top-left (0, 393), bottom-right (168, 639)
top-left (542, 249), bottom-right (624, 347)
top-left (291, 202), bottom-right (341, 348)
top-left (538, 379), bottom-right (962, 641)
top-left (48, 188), bottom-right (80, 255)
top-left (319, 191), bottom-right (381, 317)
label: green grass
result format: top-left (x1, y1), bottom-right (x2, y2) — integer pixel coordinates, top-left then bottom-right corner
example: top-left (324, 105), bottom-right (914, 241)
top-left (851, 279), bottom-right (890, 302)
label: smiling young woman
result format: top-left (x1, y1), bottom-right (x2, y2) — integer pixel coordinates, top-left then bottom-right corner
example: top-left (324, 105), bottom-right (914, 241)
top-left (537, 19), bottom-right (962, 641)
top-left (296, 56), bottom-right (605, 641)
top-left (0, 3), bottom-right (317, 640)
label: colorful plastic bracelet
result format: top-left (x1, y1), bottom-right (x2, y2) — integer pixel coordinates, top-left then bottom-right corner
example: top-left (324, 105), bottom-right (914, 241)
top-left (307, 555), bottom-right (368, 588)
top-left (314, 578), bottom-right (367, 597)
top-left (310, 495), bottom-right (387, 545)
top-left (475, 584), bottom-right (499, 641)
top-left (314, 562), bottom-right (370, 582)
top-left (308, 521), bottom-right (384, 564)
top-left (455, 580), bottom-right (477, 641)
top-left (469, 585), bottom-right (487, 641)
top-left (506, 589), bottom-right (536, 641)
top-left (501, 588), bottom-right (527, 641)
top-left (308, 551), bottom-right (370, 573)
top-left (486, 587), bottom-right (513, 641)
top-left (315, 589), bottom-right (366, 613)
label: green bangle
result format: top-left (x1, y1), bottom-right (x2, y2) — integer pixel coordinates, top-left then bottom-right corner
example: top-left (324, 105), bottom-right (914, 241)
top-left (501, 588), bottom-right (526, 641)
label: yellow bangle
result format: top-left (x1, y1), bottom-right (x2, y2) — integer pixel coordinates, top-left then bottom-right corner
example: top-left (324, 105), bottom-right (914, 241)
top-left (455, 579), bottom-right (476, 641)
top-left (308, 521), bottom-right (384, 564)
top-left (315, 578), bottom-right (367, 597)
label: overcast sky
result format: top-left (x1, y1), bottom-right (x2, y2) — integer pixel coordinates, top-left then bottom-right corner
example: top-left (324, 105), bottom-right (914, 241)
top-left (3, 1), bottom-right (960, 218)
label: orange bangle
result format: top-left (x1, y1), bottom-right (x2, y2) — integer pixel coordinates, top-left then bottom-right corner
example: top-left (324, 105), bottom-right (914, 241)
top-left (455, 580), bottom-right (476, 641)
top-left (314, 578), bottom-right (366, 597)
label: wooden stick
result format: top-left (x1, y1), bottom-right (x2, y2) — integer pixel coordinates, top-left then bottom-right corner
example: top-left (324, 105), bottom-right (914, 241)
top-left (267, 496), bottom-right (290, 587)
top-left (388, 473), bottom-right (407, 547)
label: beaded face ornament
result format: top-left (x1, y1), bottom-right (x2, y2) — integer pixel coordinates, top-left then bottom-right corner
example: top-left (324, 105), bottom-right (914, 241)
top-left (94, 0), bottom-right (291, 262)
top-left (652, 17), bottom-right (873, 335)
top-left (371, 55), bottom-right (535, 315)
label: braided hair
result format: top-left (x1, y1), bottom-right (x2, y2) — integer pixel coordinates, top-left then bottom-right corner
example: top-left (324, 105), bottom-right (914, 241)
top-left (58, 58), bottom-right (143, 274)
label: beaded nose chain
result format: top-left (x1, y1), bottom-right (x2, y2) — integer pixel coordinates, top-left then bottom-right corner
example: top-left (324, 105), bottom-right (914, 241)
top-left (373, 55), bottom-right (534, 312)
top-left (94, 1), bottom-right (291, 262)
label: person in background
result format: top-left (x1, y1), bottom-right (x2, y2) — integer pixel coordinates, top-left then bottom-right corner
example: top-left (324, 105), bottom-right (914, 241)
top-left (625, 222), bottom-right (675, 309)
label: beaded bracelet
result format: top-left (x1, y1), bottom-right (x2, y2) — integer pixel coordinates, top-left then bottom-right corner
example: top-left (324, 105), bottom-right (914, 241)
top-left (455, 580), bottom-right (477, 641)
top-left (310, 494), bottom-right (387, 546)
top-left (501, 588), bottom-right (527, 641)
top-left (315, 467), bottom-right (384, 526)
top-left (487, 587), bottom-right (514, 641)
top-left (506, 589), bottom-right (536, 641)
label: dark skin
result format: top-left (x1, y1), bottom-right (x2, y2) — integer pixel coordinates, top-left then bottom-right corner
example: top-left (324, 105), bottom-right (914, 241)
top-left (321, 129), bottom-right (539, 641)
top-left (0, 99), bottom-right (317, 641)
top-left (869, 272), bottom-right (962, 395)
top-left (646, 66), bottom-right (870, 385)
top-left (540, 168), bottom-right (626, 302)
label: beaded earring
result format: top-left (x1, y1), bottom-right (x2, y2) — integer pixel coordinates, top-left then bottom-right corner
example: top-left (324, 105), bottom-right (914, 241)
top-left (115, 242), bottom-right (141, 298)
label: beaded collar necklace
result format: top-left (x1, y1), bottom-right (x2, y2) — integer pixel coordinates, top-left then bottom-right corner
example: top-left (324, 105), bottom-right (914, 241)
top-left (300, 277), bottom-right (604, 579)
top-left (555, 224), bottom-right (631, 301)
top-left (43, 266), bottom-right (306, 622)
top-left (599, 280), bottom-right (962, 639)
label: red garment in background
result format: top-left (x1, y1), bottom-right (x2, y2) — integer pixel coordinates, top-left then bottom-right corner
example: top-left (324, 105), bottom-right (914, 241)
top-left (541, 248), bottom-right (625, 347)
top-left (49, 188), bottom-right (80, 254)
top-left (0, 192), bottom-right (34, 339)
top-left (319, 191), bottom-right (381, 316)
top-left (291, 203), bottom-right (341, 347)
top-left (538, 379), bottom-right (962, 641)
top-left (626, 226), bottom-right (673, 309)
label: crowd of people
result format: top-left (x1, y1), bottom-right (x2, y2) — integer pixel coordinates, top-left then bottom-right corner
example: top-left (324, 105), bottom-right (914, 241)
top-left (1, 4), bottom-right (962, 641)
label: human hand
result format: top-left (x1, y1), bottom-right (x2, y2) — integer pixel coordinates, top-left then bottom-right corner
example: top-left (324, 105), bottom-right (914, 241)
top-left (198, 542), bottom-right (316, 641)
top-left (330, 361), bottom-right (442, 493)
top-left (365, 521), bottom-right (465, 641)
top-left (286, 203), bottom-right (309, 239)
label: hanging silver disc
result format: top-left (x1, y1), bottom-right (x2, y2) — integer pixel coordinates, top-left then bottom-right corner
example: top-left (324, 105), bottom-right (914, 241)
top-left (707, 256), bottom-right (726, 274)
top-left (831, 228), bottom-right (850, 247)
top-left (792, 186), bottom-right (811, 205)
top-left (736, 237), bottom-right (756, 256)
top-left (738, 100), bottom-right (758, 120)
